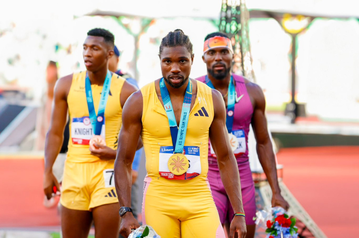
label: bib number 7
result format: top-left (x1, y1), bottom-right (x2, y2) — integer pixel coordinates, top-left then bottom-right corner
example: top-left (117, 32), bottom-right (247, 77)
top-left (103, 169), bottom-right (115, 188)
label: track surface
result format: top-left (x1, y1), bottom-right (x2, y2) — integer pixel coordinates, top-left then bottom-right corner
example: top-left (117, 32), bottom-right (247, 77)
top-left (1, 146), bottom-right (358, 237)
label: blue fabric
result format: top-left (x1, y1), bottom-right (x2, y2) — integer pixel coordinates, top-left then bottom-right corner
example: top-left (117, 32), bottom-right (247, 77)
top-left (125, 77), bottom-right (139, 90)
top-left (132, 148), bottom-right (143, 171)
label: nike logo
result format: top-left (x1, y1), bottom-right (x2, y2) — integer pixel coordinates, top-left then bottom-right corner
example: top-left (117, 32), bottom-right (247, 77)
top-left (236, 94), bottom-right (244, 103)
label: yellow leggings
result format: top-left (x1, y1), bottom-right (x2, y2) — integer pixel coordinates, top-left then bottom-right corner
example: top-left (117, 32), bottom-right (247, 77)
top-left (142, 176), bottom-right (225, 238)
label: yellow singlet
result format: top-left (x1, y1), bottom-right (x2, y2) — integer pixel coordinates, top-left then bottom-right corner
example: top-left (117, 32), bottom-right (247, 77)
top-left (140, 80), bottom-right (225, 238)
top-left (67, 71), bottom-right (124, 163)
top-left (61, 71), bottom-right (125, 210)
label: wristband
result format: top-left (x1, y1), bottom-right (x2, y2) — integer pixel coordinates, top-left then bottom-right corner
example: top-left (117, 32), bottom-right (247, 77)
top-left (233, 212), bottom-right (245, 218)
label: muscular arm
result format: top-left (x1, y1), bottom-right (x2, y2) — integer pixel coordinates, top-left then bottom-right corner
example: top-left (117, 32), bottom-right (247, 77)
top-left (209, 90), bottom-right (246, 238)
top-left (249, 83), bottom-right (289, 209)
top-left (114, 91), bottom-right (143, 235)
top-left (43, 75), bottom-right (71, 199)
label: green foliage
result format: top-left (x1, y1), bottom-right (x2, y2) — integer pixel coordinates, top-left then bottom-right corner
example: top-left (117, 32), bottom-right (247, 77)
top-left (141, 226), bottom-right (150, 238)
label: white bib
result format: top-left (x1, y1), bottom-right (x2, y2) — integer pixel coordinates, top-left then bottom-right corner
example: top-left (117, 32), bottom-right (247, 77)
top-left (210, 129), bottom-right (246, 157)
top-left (103, 169), bottom-right (115, 188)
top-left (159, 146), bottom-right (201, 180)
top-left (71, 116), bottom-right (105, 145)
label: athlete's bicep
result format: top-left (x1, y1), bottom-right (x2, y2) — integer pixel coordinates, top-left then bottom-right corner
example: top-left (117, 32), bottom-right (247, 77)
top-left (209, 89), bottom-right (231, 161)
top-left (117, 91), bottom-right (143, 165)
top-left (48, 75), bottom-right (71, 136)
top-left (250, 84), bottom-right (270, 145)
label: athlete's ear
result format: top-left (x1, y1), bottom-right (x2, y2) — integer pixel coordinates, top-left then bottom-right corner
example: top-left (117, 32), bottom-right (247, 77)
top-left (202, 54), bottom-right (205, 63)
top-left (191, 54), bottom-right (194, 65)
top-left (108, 49), bottom-right (114, 59)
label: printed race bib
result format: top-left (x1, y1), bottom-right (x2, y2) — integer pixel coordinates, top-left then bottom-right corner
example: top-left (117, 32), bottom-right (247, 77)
top-left (103, 169), bottom-right (115, 188)
top-left (159, 146), bottom-right (201, 180)
top-left (232, 129), bottom-right (246, 155)
top-left (209, 129), bottom-right (246, 157)
top-left (71, 116), bottom-right (105, 145)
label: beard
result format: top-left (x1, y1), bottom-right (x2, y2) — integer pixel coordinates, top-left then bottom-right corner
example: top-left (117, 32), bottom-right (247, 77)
top-left (208, 65), bottom-right (231, 80)
top-left (164, 75), bottom-right (188, 89)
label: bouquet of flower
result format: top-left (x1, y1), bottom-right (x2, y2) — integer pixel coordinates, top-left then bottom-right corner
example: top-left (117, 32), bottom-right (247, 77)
top-left (256, 207), bottom-right (298, 238)
top-left (128, 225), bottom-right (161, 238)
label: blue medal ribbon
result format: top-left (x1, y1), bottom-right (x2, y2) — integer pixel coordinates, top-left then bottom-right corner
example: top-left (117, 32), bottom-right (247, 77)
top-left (85, 71), bottom-right (112, 136)
top-left (159, 78), bottom-right (192, 154)
top-left (205, 75), bottom-right (235, 133)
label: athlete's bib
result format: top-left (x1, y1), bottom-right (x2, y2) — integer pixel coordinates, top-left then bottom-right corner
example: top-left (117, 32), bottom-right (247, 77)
top-left (71, 116), bottom-right (105, 145)
top-left (210, 129), bottom-right (246, 157)
top-left (103, 169), bottom-right (115, 188)
top-left (159, 146), bottom-right (201, 180)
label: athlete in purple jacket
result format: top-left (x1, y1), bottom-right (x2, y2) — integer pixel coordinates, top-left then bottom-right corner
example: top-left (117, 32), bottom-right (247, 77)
top-left (196, 32), bottom-right (289, 238)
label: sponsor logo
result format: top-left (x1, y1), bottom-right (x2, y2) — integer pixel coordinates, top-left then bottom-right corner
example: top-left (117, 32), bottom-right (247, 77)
top-left (104, 189), bottom-right (117, 198)
top-left (236, 94), bottom-right (244, 103)
top-left (97, 116), bottom-right (103, 122)
top-left (194, 107), bottom-right (209, 117)
top-left (227, 110), bottom-right (234, 116)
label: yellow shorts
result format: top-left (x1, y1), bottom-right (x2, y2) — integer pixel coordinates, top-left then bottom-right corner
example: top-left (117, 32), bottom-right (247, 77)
top-left (60, 160), bottom-right (118, 210)
top-left (142, 176), bottom-right (225, 238)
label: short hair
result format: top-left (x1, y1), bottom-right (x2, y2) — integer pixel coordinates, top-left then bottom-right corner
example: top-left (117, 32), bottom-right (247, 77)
top-left (204, 32), bottom-right (230, 41)
top-left (159, 29), bottom-right (193, 55)
top-left (87, 28), bottom-right (115, 48)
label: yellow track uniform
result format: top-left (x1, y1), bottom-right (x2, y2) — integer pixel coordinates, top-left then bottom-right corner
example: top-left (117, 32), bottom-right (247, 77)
top-left (140, 80), bottom-right (225, 238)
top-left (61, 71), bottom-right (125, 210)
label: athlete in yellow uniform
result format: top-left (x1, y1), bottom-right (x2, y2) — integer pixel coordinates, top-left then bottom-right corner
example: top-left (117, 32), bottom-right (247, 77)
top-left (43, 28), bottom-right (137, 238)
top-left (114, 29), bottom-right (247, 238)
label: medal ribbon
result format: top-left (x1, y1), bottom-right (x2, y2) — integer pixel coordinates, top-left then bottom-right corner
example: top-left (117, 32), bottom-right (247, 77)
top-left (159, 78), bottom-right (192, 154)
top-left (205, 75), bottom-right (235, 133)
top-left (85, 71), bottom-right (112, 136)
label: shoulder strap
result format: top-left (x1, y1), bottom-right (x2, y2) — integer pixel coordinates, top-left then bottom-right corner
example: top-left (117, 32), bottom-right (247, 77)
top-left (232, 74), bottom-right (245, 84)
top-left (195, 75), bottom-right (206, 83)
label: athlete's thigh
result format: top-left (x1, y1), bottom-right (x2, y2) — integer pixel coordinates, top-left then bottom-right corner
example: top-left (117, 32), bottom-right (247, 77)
top-left (181, 206), bottom-right (225, 238)
top-left (92, 203), bottom-right (120, 238)
top-left (61, 206), bottom-right (92, 238)
top-left (144, 209), bottom-right (180, 238)
top-left (208, 169), bottom-right (230, 224)
top-left (143, 192), bottom-right (180, 238)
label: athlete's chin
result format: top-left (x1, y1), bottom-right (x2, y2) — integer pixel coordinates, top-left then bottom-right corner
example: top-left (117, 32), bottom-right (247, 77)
top-left (165, 77), bottom-right (187, 88)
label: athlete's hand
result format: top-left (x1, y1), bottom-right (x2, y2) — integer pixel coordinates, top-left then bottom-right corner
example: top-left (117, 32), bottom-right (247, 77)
top-left (229, 216), bottom-right (247, 238)
top-left (43, 171), bottom-right (60, 200)
top-left (272, 193), bottom-right (290, 211)
top-left (119, 212), bottom-right (140, 237)
top-left (89, 144), bottom-right (116, 160)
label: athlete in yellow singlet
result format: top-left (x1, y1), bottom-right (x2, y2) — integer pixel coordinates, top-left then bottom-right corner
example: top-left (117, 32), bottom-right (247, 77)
top-left (43, 28), bottom-right (137, 238)
top-left (114, 29), bottom-right (247, 238)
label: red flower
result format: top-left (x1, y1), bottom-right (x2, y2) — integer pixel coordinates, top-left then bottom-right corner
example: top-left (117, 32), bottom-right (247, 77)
top-left (269, 236), bottom-right (274, 238)
top-left (283, 218), bottom-right (292, 228)
top-left (266, 220), bottom-right (273, 228)
top-left (275, 214), bottom-right (287, 226)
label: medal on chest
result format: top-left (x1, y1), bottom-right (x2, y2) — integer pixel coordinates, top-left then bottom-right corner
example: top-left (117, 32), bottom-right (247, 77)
top-left (85, 71), bottom-right (112, 149)
top-left (159, 78), bottom-right (194, 179)
top-left (167, 153), bottom-right (189, 175)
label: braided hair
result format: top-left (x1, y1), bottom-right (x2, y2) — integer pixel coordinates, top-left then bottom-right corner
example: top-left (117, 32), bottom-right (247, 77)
top-left (159, 29), bottom-right (193, 56)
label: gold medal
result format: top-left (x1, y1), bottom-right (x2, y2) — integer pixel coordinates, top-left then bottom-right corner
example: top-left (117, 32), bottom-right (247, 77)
top-left (228, 133), bottom-right (239, 152)
top-left (167, 154), bottom-right (189, 176)
top-left (89, 135), bottom-right (106, 150)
